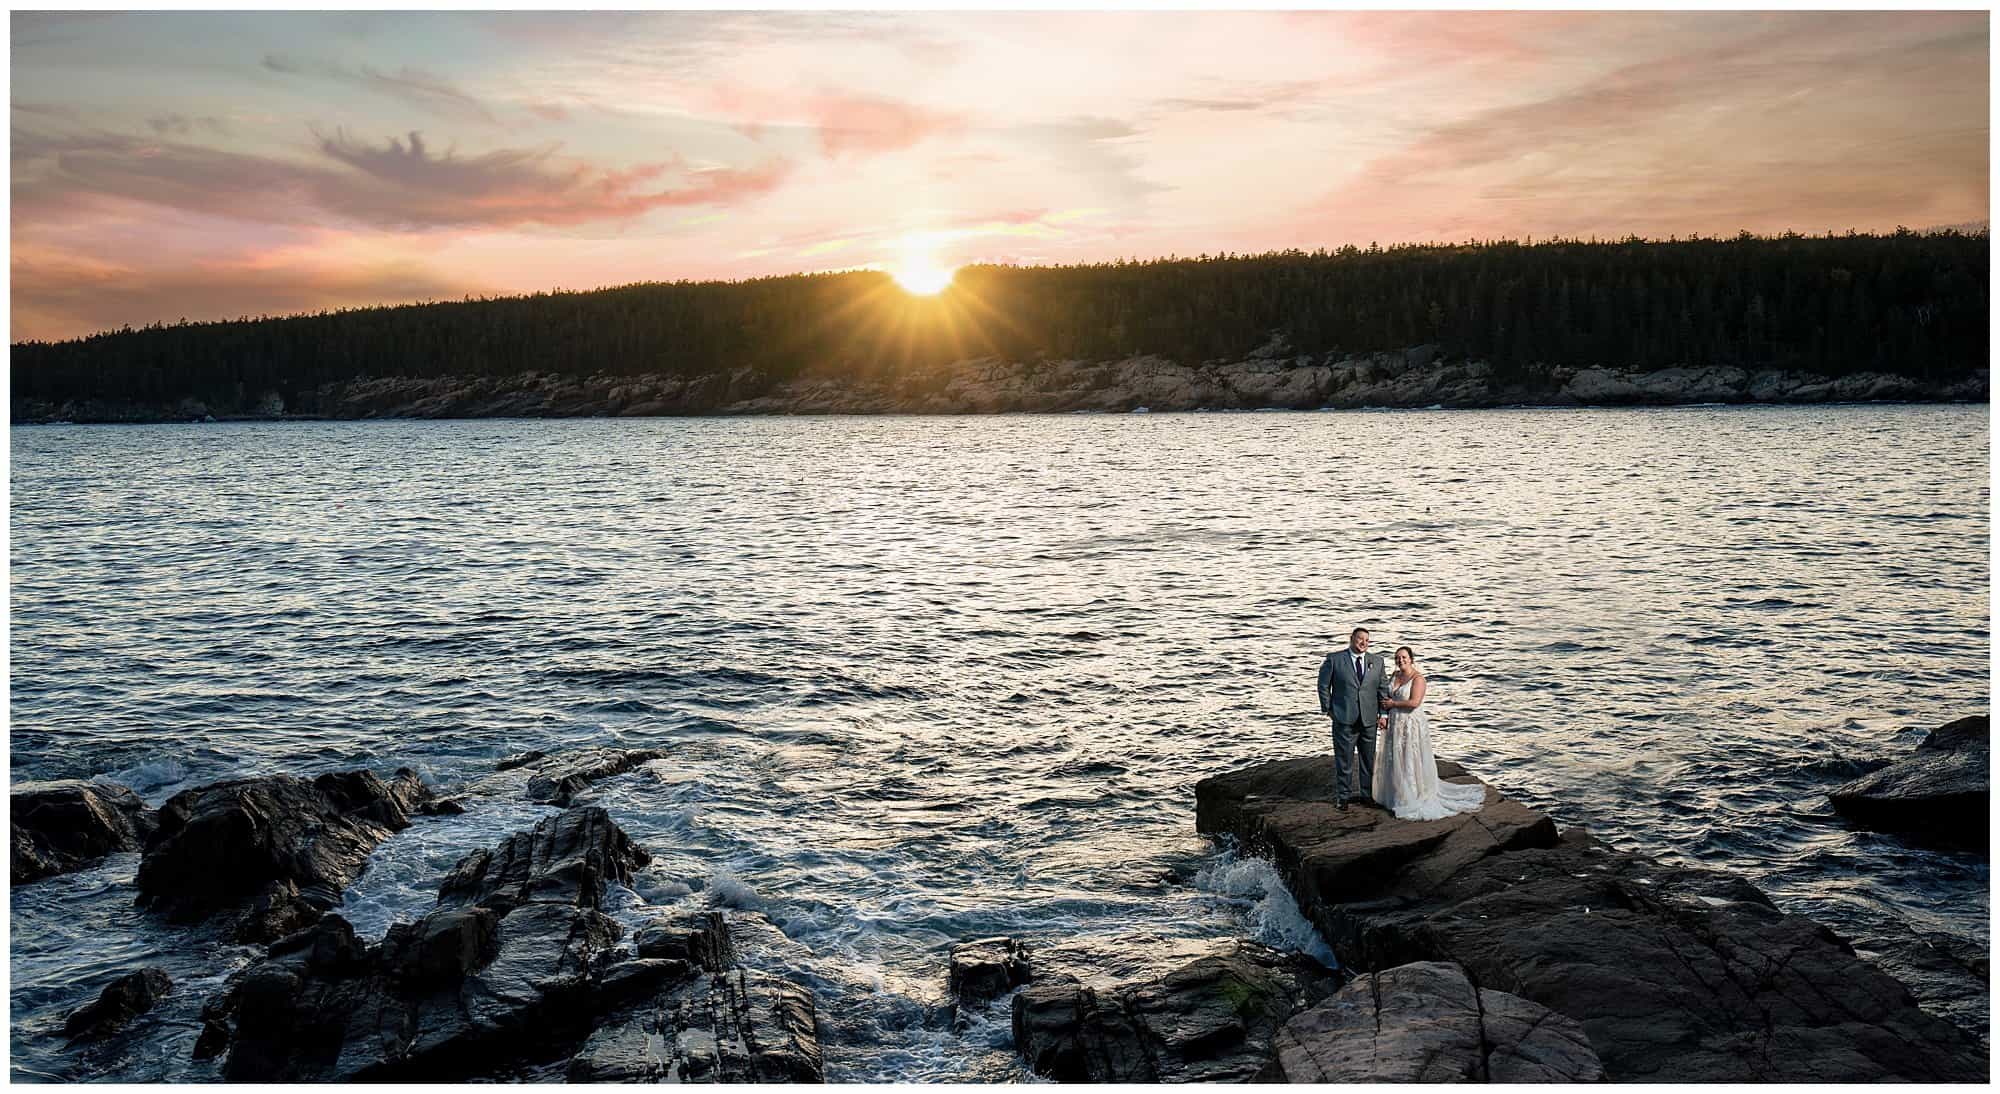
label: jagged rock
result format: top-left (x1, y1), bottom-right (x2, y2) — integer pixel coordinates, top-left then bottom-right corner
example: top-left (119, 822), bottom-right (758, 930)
top-left (633, 909), bottom-right (734, 971)
top-left (420, 797), bottom-right (468, 816)
top-left (1830, 715), bottom-right (1989, 845)
top-left (566, 968), bottom-right (823, 1082)
top-left (203, 807), bottom-right (646, 1081)
top-left (1195, 755), bottom-right (1987, 1081)
top-left (520, 748), bottom-right (668, 806)
top-left (12, 779), bottom-right (155, 884)
top-left (948, 936), bottom-right (1031, 1007)
top-left (437, 806), bottom-right (648, 911)
top-left (495, 750), bottom-right (546, 771)
top-left (62, 968), bottom-right (173, 1042)
top-left (135, 769), bottom-right (433, 942)
top-left (1267, 960), bottom-right (1602, 1082)
top-left (1012, 940), bottom-right (1339, 1082)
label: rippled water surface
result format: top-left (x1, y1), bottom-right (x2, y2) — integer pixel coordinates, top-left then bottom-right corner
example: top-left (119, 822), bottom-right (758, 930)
top-left (10, 406), bottom-right (1991, 1080)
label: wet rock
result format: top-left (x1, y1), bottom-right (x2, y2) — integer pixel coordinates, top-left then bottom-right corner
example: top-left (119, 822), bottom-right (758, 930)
top-left (1012, 940), bottom-right (1339, 1082)
top-left (948, 936), bottom-right (1031, 1007)
top-left (1854, 926), bottom-right (1990, 1046)
top-left (62, 968), bottom-right (173, 1042)
top-left (419, 796), bottom-right (468, 816)
top-left (135, 768), bottom-right (433, 942)
top-left (495, 750), bottom-right (546, 771)
top-left (203, 807), bottom-right (643, 1081)
top-left (1830, 716), bottom-right (1989, 846)
top-left (437, 806), bottom-right (648, 911)
top-left (633, 909), bottom-right (734, 971)
top-left (1268, 960), bottom-right (1602, 1082)
top-left (12, 779), bottom-right (155, 884)
top-left (521, 747), bottom-right (668, 806)
top-left (1195, 754), bottom-right (1988, 1081)
top-left (568, 967), bottom-right (822, 1082)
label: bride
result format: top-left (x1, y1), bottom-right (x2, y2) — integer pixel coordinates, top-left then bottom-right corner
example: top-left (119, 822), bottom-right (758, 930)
top-left (1372, 646), bottom-right (1486, 821)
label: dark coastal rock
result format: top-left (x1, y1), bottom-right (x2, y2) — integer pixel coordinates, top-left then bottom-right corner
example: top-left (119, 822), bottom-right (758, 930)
top-left (1011, 940), bottom-right (1339, 1082)
top-left (62, 968), bottom-right (173, 1042)
top-left (11, 779), bottom-right (155, 884)
top-left (1195, 755), bottom-right (1987, 1081)
top-left (437, 805), bottom-right (649, 911)
top-left (633, 909), bottom-right (734, 971)
top-left (1830, 715), bottom-right (1988, 845)
top-left (948, 936), bottom-right (1032, 1007)
top-left (135, 768), bottom-right (433, 942)
top-left (1268, 960), bottom-right (1602, 1082)
top-left (520, 747), bottom-right (668, 806)
top-left (495, 750), bottom-right (546, 772)
top-left (193, 808), bottom-right (818, 1084)
top-left (203, 807), bottom-right (644, 1081)
top-left (566, 968), bottom-right (823, 1082)
top-left (1853, 926), bottom-right (1991, 1046)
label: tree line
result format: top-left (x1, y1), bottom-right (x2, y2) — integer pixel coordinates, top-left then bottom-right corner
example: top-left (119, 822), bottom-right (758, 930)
top-left (12, 230), bottom-right (1988, 410)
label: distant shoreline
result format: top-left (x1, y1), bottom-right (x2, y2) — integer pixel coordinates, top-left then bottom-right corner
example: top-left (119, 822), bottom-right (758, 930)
top-left (11, 352), bottom-right (1988, 425)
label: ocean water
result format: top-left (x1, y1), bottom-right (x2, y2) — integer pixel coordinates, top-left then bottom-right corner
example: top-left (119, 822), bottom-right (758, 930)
top-left (9, 405), bottom-right (1990, 1080)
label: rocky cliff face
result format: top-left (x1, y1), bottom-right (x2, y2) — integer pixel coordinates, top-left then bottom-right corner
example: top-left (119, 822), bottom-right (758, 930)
top-left (15, 349), bottom-right (1987, 423)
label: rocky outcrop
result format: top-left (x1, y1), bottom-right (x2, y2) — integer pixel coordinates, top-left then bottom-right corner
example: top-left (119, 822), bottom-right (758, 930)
top-left (11, 779), bottom-right (155, 884)
top-left (197, 806), bottom-right (822, 1083)
top-left (518, 747), bottom-right (669, 807)
top-left (437, 805), bottom-right (648, 911)
top-left (1830, 715), bottom-right (1989, 846)
top-left (62, 968), bottom-right (173, 1042)
top-left (949, 936), bottom-right (1032, 1008)
top-left (1011, 940), bottom-right (1339, 1082)
top-left (1267, 960), bottom-right (1602, 1082)
top-left (566, 968), bottom-right (823, 1082)
top-left (1195, 755), bottom-right (1987, 1082)
top-left (17, 356), bottom-right (1985, 423)
top-left (135, 768), bottom-right (434, 942)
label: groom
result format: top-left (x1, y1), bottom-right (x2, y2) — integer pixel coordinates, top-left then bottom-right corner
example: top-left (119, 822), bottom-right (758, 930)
top-left (1317, 626), bottom-right (1391, 810)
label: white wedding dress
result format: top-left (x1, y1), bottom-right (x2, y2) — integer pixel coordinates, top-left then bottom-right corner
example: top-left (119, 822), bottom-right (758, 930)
top-left (1373, 677), bottom-right (1487, 821)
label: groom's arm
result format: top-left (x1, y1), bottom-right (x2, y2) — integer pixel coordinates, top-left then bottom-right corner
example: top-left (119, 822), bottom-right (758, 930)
top-left (1316, 656), bottom-right (1333, 715)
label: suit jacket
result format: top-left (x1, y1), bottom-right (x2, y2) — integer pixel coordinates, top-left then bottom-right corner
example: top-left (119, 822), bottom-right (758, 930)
top-left (1318, 648), bottom-right (1391, 725)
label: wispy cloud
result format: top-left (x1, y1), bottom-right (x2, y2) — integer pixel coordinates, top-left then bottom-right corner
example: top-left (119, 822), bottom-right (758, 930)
top-left (15, 125), bottom-right (793, 230)
top-left (265, 53), bottom-right (501, 126)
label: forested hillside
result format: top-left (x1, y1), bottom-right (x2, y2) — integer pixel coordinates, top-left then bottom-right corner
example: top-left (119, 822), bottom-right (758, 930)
top-left (12, 230), bottom-right (1987, 413)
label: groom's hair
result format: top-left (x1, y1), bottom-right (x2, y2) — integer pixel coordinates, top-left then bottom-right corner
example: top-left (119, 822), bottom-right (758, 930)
top-left (1350, 627), bottom-right (1369, 640)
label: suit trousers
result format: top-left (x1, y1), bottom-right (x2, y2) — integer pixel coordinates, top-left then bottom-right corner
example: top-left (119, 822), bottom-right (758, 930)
top-left (1330, 714), bottom-right (1378, 802)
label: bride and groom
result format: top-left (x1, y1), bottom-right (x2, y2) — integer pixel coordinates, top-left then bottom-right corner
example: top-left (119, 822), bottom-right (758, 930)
top-left (1315, 626), bottom-right (1486, 820)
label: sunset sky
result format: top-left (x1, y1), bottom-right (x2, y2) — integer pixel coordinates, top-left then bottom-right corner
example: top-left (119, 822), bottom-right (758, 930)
top-left (11, 10), bottom-right (1989, 343)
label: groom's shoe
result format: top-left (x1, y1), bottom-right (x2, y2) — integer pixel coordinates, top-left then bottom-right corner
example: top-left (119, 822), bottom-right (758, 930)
top-left (1334, 797), bottom-right (1348, 812)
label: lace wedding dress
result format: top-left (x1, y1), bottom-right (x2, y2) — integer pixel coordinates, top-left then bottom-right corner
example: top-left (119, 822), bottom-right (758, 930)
top-left (1373, 677), bottom-right (1487, 821)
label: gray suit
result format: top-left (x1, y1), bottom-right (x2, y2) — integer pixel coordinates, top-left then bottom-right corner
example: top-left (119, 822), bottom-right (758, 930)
top-left (1317, 647), bottom-right (1392, 803)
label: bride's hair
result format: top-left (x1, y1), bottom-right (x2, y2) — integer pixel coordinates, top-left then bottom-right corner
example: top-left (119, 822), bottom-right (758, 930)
top-left (1396, 645), bottom-right (1415, 662)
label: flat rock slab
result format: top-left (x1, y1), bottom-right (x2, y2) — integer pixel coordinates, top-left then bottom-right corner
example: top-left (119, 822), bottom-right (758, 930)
top-left (135, 769), bottom-right (433, 942)
top-left (1830, 715), bottom-right (1988, 846)
top-left (12, 779), bottom-right (155, 884)
top-left (521, 748), bottom-right (668, 807)
top-left (1012, 940), bottom-right (1339, 1082)
top-left (1195, 754), bottom-right (1987, 1082)
top-left (567, 968), bottom-right (823, 1083)
top-left (1270, 960), bottom-right (1602, 1082)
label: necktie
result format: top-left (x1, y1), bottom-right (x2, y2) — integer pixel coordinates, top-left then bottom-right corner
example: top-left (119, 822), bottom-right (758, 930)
top-left (1355, 656), bottom-right (1363, 681)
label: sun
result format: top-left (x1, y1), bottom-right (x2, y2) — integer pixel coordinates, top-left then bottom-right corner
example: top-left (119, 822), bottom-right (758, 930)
top-left (890, 243), bottom-right (956, 295)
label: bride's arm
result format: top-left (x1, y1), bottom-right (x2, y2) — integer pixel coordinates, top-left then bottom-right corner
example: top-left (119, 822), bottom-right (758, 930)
top-left (1406, 673), bottom-right (1427, 710)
